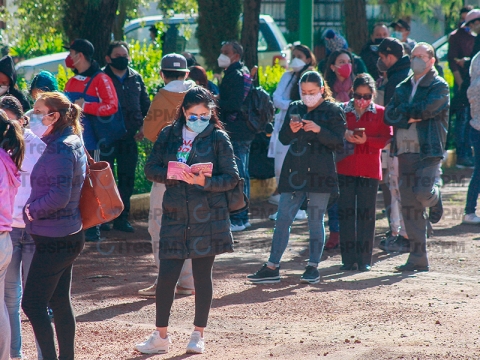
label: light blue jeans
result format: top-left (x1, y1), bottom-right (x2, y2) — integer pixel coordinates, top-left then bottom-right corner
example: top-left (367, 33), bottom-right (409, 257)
top-left (268, 192), bottom-right (330, 267)
top-left (5, 227), bottom-right (39, 359)
top-left (0, 231), bottom-right (13, 360)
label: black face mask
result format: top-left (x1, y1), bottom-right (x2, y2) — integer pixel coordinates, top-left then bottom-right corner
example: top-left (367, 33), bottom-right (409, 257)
top-left (373, 38), bottom-right (384, 45)
top-left (110, 56), bottom-right (129, 71)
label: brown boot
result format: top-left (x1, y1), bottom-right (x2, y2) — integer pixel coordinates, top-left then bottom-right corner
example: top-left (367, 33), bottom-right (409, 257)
top-left (324, 231), bottom-right (339, 250)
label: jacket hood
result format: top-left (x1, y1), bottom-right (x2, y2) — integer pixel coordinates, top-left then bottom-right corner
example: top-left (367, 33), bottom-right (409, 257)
top-left (0, 148), bottom-right (20, 189)
top-left (0, 55), bottom-right (16, 87)
top-left (163, 79), bottom-right (196, 93)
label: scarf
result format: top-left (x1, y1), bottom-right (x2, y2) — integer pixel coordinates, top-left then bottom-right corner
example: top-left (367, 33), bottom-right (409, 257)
top-left (333, 76), bottom-right (353, 102)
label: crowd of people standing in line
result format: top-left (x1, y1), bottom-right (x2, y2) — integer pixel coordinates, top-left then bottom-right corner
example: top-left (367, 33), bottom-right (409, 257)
top-left (1, 8), bottom-right (480, 357)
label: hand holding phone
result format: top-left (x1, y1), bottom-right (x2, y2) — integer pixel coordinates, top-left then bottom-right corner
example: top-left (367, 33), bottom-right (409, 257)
top-left (290, 114), bottom-right (302, 123)
top-left (353, 128), bottom-right (365, 137)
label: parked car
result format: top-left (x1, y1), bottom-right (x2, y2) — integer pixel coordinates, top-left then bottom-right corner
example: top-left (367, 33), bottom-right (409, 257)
top-left (15, 51), bottom-right (69, 82)
top-left (124, 13), bottom-right (290, 68)
top-left (433, 35), bottom-right (449, 70)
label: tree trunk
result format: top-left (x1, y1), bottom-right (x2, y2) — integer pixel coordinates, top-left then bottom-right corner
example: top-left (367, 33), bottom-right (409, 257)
top-left (241, 0), bottom-right (262, 71)
top-left (63, 0), bottom-right (119, 66)
top-left (113, 0), bottom-right (128, 40)
top-left (344, 0), bottom-right (367, 54)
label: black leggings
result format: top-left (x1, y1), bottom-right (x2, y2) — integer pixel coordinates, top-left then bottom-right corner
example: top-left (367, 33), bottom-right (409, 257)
top-left (22, 231), bottom-right (84, 360)
top-left (156, 256), bottom-right (215, 328)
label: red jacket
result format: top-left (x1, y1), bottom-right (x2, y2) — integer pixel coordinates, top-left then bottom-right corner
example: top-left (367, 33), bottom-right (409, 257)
top-left (337, 102), bottom-right (392, 180)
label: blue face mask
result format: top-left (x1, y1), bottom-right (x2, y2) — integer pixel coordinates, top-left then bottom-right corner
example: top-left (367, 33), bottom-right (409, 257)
top-left (29, 113), bottom-right (54, 137)
top-left (186, 115), bottom-right (211, 134)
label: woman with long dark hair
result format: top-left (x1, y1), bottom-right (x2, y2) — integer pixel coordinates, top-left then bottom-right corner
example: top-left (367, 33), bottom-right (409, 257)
top-left (324, 49), bottom-right (356, 102)
top-left (248, 71), bottom-right (346, 284)
top-left (337, 74), bottom-right (392, 271)
top-left (0, 109), bottom-right (24, 360)
top-left (136, 87), bottom-right (239, 354)
top-left (21, 92), bottom-right (86, 360)
top-left (268, 44), bottom-right (316, 220)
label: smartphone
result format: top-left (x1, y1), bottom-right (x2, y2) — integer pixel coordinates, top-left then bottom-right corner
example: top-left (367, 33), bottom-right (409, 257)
top-left (353, 128), bottom-right (365, 137)
top-left (290, 114), bottom-right (302, 123)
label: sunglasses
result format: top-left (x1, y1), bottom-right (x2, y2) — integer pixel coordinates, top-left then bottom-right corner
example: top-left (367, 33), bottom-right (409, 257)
top-left (186, 114), bottom-right (210, 122)
top-left (353, 93), bottom-right (373, 100)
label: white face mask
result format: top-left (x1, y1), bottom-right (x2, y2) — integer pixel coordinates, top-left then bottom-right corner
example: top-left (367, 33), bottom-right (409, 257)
top-left (0, 85), bottom-right (8, 96)
top-left (290, 58), bottom-right (307, 72)
top-left (217, 54), bottom-right (231, 68)
top-left (301, 93), bottom-right (323, 108)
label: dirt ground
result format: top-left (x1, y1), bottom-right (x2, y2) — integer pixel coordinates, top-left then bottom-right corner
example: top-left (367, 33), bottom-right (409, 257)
top-left (21, 168), bottom-right (480, 360)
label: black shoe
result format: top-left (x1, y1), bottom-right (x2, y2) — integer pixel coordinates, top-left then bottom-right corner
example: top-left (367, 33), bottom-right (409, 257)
top-left (358, 264), bottom-right (371, 272)
top-left (379, 235), bottom-right (410, 253)
top-left (300, 265), bottom-right (320, 284)
top-left (100, 222), bottom-right (112, 231)
top-left (340, 263), bottom-right (357, 271)
top-left (394, 262), bottom-right (429, 272)
top-left (247, 264), bottom-right (280, 284)
top-left (113, 219), bottom-right (135, 233)
top-left (383, 230), bottom-right (392, 239)
top-left (429, 189), bottom-right (443, 224)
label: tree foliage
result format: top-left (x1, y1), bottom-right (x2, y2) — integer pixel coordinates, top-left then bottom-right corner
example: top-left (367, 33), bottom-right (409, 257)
top-left (197, 0), bottom-right (242, 70)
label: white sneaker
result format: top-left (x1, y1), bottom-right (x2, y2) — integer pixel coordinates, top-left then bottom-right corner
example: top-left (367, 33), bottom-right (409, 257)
top-left (138, 283), bottom-right (156, 296)
top-left (462, 213), bottom-right (480, 224)
top-left (186, 331), bottom-right (205, 354)
top-left (295, 210), bottom-right (307, 220)
top-left (135, 330), bottom-right (171, 354)
top-left (269, 210), bottom-right (307, 221)
top-left (230, 223), bottom-right (246, 232)
top-left (244, 221), bottom-right (252, 228)
top-left (268, 194), bottom-right (280, 205)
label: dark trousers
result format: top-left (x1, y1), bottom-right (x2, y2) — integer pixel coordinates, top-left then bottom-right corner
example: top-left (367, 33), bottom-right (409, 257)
top-left (156, 256), bottom-right (215, 328)
top-left (100, 136), bottom-right (138, 220)
top-left (230, 140), bottom-right (252, 225)
top-left (465, 128), bottom-right (480, 214)
top-left (398, 154), bottom-right (442, 267)
top-left (22, 231), bottom-right (85, 360)
top-left (455, 106), bottom-right (473, 160)
top-left (338, 175), bottom-right (379, 266)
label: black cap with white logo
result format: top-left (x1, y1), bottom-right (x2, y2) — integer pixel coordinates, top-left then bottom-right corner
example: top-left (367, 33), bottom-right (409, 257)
top-left (161, 53), bottom-right (189, 72)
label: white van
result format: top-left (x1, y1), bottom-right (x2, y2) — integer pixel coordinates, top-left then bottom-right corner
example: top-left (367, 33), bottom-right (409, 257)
top-left (124, 14), bottom-right (290, 68)
top-left (15, 51), bottom-right (69, 82)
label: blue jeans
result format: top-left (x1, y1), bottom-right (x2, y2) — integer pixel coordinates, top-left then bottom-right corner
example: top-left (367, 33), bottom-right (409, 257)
top-left (268, 192), bottom-right (330, 267)
top-left (230, 140), bottom-right (252, 225)
top-left (465, 128), bottom-right (480, 214)
top-left (5, 228), bottom-right (41, 359)
top-left (328, 202), bottom-right (339, 232)
top-left (455, 107), bottom-right (473, 160)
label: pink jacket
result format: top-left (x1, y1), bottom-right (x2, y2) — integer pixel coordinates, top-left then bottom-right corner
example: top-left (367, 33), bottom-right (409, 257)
top-left (0, 148), bottom-right (20, 231)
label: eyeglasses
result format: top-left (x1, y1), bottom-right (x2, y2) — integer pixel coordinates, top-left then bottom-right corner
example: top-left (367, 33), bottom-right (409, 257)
top-left (353, 93), bottom-right (373, 100)
top-left (186, 114), bottom-right (210, 122)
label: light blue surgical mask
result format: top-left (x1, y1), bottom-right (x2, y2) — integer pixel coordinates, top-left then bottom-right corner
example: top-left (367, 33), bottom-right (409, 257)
top-left (186, 115), bottom-right (211, 134)
top-left (392, 31), bottom-right (403, 40)
top-left (29, 112), bottom-right (54, 137)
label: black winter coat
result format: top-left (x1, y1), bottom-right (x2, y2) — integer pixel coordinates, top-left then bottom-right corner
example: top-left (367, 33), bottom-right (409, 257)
top-left (104, 65), bottom-right (151, 137)
top-left (385, 69), bottom-right (450, 160)
top-left (384, 55), bottom-right (411, 106)
top-left (144, 121), bottom-right (239, 259)
top-left (278, 100), bottom-right (346, 206)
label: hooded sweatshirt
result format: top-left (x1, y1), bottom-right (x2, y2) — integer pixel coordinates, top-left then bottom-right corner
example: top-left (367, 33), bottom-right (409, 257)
top-left (0, 55), bottom-right (31, 111)
top-left (468, 52), bottom-right (480, 131)
top-left (0, 148), bottom-right (21, 231)
top-left (143, 79), bottom-right (195, 143)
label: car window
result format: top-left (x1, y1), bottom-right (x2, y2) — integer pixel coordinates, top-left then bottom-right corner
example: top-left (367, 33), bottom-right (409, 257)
top-left (185, 24), bottom-right (199, 53)
top-left (259, 22), bottom-right (281, 52)
top-left (436, 41), bottom-right (448, 62)
top-left (125, 26), bottom-right (151, 43)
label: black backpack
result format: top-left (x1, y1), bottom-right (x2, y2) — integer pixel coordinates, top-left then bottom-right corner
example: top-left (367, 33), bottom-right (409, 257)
top-left (243, 85), bottom-right (275, 133)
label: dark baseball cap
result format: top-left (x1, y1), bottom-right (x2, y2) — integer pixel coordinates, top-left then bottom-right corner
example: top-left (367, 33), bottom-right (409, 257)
top-left (370, 37), bottom-right (404, 59)
top-left (390, 19), bottom-right (411, 31)
top-left (64, 39), bottom-right (94, 58)
top-left (161, 53), bottom-right (189, 72)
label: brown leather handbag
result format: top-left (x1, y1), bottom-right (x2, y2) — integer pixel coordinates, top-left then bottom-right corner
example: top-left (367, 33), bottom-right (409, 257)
top-left (79, 149), bottom-right (124, 229)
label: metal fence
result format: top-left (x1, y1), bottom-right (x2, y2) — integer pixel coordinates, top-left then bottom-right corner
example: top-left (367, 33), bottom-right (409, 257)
top-left (260, 0), bottom-right (344, 32)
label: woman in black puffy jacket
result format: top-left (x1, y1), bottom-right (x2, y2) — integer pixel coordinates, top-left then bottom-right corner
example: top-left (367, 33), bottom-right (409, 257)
top-left (136, 87), bottom-right (239, 355)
